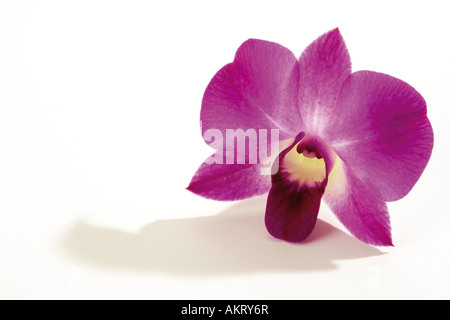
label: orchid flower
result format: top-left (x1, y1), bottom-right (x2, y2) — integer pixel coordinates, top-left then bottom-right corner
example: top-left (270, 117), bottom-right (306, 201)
top-left (187, 28), bottom-right (433, 246)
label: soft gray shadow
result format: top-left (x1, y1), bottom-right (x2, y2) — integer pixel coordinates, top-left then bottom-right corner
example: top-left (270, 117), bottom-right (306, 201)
top-left (60, 196), bottom-right (384, 276)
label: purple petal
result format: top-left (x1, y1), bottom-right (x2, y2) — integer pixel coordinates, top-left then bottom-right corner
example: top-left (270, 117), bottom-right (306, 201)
top-left (323, 71), bottom-right (434, 201)
top-left (298, 28), bottom-right (352, 134)
top-left (324, 158), bottom-right (393, 246)
top-left (265, 133), bottom-right (331, 242)
top-left (201, 39), bottom-right (303, 141)
top-left (187, 155), bottom-right (271, 201)
top-left (192, 40), bottom-right (303, 202)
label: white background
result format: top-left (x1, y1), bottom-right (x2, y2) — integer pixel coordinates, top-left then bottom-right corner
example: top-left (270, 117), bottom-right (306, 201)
top-left (1, 0), bottom-right (449, 299)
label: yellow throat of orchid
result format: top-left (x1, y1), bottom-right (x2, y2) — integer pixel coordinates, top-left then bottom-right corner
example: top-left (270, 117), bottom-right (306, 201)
top-left (282, 143), bottom-right (326, 188)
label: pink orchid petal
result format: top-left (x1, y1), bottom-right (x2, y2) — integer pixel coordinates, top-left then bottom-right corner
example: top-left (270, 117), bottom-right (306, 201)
top-left (298, 28), bottom-right (352, 134)
top-left (193, 40), bottom-right (302, 201)
top-left (324, 158), bottom-right (393, 246)
top-left (265, 133), bottom-right (331, 242)
top-left (323, 71), bottom-right (434, 202)
top-left (201, 39), bottom-right (303, 140)
top-left (187, 156), bottom-right (271, 201)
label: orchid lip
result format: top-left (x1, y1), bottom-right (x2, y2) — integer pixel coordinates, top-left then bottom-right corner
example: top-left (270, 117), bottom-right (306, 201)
top-left (264, 132), bottom-right (336, 243)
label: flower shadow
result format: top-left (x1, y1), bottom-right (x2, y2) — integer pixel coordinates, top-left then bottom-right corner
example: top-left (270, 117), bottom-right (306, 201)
top-left (61, 196), bottom-right (384, 276)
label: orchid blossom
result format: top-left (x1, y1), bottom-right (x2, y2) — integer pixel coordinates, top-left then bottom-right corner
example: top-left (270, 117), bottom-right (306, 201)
top-left (187, 28), bottom-right (433, 246)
